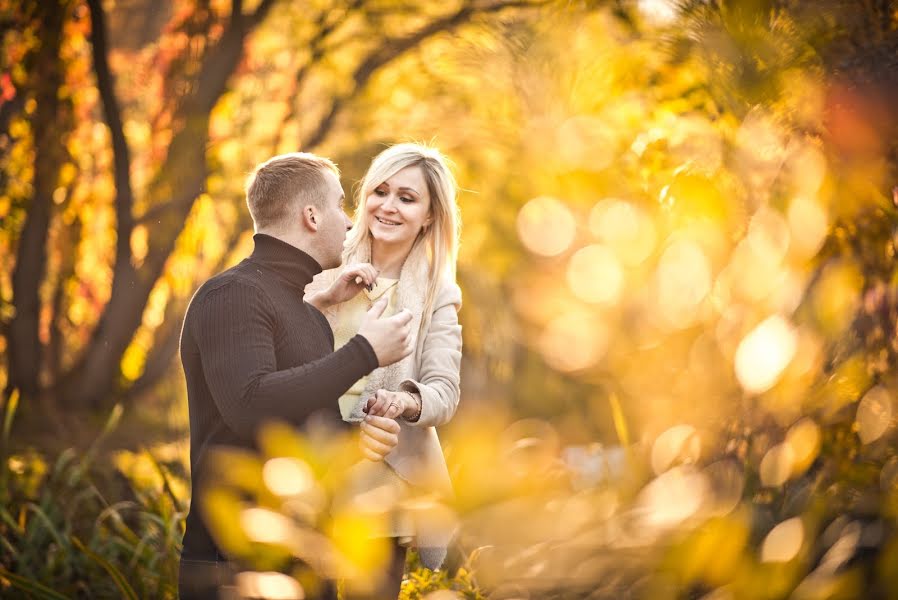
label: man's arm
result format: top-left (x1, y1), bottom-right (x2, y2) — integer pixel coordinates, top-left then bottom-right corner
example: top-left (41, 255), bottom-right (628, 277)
top-left (194, 281), bottom-right (378, 440)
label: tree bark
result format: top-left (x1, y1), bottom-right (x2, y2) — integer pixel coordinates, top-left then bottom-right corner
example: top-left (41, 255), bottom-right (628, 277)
top-left (126, 218), bottom-right (249, 400)
top-left (87, 0), bottom-right (136, 303)
top-left (58, 2), bottom-right (278, 409)
top-left (7, 2), bottom-right (70, 398)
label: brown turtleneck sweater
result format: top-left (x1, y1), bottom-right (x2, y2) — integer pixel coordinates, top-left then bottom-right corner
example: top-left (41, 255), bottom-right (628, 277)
top-left (179, 233), bottom-right (378, 559)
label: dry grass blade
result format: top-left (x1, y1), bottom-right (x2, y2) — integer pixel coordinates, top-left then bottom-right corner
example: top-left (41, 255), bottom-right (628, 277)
top-left (71, 535), bottom-right (140, 600)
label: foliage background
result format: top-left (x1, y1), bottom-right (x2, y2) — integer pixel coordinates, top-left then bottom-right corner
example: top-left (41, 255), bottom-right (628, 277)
top-left (2, 0), bottom-right (898, 598)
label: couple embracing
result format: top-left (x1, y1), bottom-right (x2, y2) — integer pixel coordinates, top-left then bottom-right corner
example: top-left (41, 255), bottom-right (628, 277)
top-left (178, 143), bottom-right (463, 599)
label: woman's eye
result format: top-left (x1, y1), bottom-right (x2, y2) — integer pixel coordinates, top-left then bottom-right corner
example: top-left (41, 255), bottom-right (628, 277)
top-left (374, 188), bottom-right (387, 196)
top-left (400, 196), bottom-right (413, 203)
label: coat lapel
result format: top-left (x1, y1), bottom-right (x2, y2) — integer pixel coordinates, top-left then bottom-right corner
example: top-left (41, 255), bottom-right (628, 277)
top-left (309, 236), bottom-right (430, 419)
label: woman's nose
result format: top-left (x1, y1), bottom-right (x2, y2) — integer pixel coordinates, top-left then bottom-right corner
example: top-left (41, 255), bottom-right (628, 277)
top-left (381, 195), bottom-right (398, 211)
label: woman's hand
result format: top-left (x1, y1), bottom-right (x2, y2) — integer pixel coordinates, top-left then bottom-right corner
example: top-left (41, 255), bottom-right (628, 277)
top-left (306, 263), bottom-right (378, 310)
top-left (364, 389), bottom-right (420, 421)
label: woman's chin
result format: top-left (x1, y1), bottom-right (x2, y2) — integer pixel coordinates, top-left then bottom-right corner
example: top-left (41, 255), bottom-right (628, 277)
top-left (370, 230), bottom-right (412, 246)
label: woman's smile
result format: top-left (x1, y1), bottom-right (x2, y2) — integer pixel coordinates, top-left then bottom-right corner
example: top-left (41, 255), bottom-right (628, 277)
top-left (374, 215), bottom-right (403, 226)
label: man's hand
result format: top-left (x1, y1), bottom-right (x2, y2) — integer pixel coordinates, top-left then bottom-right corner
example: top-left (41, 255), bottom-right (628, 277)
top-left (365, 389), bottom-right (419, 420)
top-left (305, 263), bottom-right (378, 310)
top-left (360, 414), bottom-right (400, 461)
top-left (357, 298), bottom-right (413, 367)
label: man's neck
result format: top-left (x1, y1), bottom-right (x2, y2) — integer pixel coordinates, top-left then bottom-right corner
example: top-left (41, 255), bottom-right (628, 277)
top-left (257, 228), bottom-right (298, 248)
top-left (256, 228), bottom-right (319, 260)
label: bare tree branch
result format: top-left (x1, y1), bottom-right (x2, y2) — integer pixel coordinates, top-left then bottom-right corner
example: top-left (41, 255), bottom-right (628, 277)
top-left (125, 299), bottom-right (185, 399)
top-left (231, 0), bottom-right (244, 28)
top-left (276, 0), bottom-right (366, 152)
top-left (248, 0), bottom-right (279, 27)
top-left (86, 0), bottom-right (136, 283)
top-left (59, 0), bottom-right (279, 408)
top-left (127, 215), bottom-right (250, 399)
top-left (303, 0), bottom-right (548, 149)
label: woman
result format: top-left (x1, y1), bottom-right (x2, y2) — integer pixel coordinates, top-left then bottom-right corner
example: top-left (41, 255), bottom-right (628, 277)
top-left (305, 142), bottom-right (462, 597)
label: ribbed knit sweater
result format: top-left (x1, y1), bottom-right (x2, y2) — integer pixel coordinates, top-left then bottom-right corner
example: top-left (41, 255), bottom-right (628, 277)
top-left (179, 233), bottom-right (378, 559)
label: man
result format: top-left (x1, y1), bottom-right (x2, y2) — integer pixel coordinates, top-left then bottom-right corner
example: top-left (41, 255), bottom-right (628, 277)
top-left (178, 152), bottom-right (412, 599)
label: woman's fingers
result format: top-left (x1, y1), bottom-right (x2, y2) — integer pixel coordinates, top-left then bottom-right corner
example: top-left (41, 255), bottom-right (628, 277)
top-left (383, 399), bottom-right (403, 419)
top-left (363, 264), bottom-right (379, 284)
top-left (348, 263), bottom-right (379, 288)
top-left (365, 389), bottom-right (393, 417)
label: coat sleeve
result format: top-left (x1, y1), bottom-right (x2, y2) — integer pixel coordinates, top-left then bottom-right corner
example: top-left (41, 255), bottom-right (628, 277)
top-left (399, 281), bottom-right (463, 428)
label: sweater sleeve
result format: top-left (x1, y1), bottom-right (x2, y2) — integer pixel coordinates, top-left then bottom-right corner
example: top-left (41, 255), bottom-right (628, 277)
top-left (192, 281), bottom-right (378, 440)
top-left (399, 282), bottom-right (463, 428)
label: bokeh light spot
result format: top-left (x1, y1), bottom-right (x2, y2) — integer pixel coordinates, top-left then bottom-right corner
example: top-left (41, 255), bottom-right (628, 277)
top-left (856, 385), bottom-right (893, 444)
top-left (788, 144), bottom-right (827, 197)
top-left (538, 311), bottom-right (608, 372)
top-left (812, 262), bottom-right (863, 336)
top-left (785, 418), bottom-right (821, 476)
top-left (651, 424), bottom-right (701, 475)
top-left (236, 571), bottom-right (305, 600)
top-left (761, 518), bottom-right (804, 563)
top-left (557, 116), bottom-right (616, 171)
top-left (637, 0), bottom-right (678, 25)
top-left (734, 315), bottom-right (798, 394)
top-left (263, 457), bottom-right (315, 497)
top-left (760, 443), bottom-right (795, 487)
top-left (747, 207), bottom-right (790, 265)
top-left (517, 196), bottom-right (577, 257)
top-left (636, 466), bottom-right (708, 529)
top-left (787, 196), bottom-right (828, 258)
top-left (656, 239), bottom-right (712, 328)
top-left (566, 244), bottom-right (624, 305)
top-left (589, 199), bottom-right (657, 265)
top-left (241, 507), bottom-right (294, 545)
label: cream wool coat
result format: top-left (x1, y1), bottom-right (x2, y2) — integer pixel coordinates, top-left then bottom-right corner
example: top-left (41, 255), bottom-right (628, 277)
top-left (305, 241), bottom-right (462, 565)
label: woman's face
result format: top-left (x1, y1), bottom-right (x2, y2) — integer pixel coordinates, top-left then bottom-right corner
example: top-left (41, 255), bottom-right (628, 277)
top-left (366, 165), bottom-right (432, 249)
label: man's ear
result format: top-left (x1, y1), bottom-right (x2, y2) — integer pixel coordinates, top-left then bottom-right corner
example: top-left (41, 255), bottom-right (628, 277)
top-left (301, 204), bottom-right (319, 232)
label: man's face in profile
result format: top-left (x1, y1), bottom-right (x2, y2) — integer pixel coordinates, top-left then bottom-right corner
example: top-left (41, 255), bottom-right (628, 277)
top-left (316, 169), bottom-right (352, 269)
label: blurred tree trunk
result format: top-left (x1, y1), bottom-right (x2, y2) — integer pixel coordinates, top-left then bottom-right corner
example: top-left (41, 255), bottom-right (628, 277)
top-left (3, 0), bottom-right (551, 420)
top-left (7, 1), bottom-right (72, 401)
top-left (57, 0), bottom-right (278, 410)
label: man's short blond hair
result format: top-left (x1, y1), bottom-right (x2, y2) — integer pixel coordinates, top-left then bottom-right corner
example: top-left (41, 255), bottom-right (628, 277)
top-left (245, 152), bottom-right (340, 231)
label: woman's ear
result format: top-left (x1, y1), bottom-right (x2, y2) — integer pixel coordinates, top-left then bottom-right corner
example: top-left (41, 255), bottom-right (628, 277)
top-left (302, 205), bottom-right (319, 232)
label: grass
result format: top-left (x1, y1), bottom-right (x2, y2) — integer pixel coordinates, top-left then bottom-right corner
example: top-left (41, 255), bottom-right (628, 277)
top-left (0, 391), bottom-right (185, 599)
top-left (0, 391), bottom-right (482, 599)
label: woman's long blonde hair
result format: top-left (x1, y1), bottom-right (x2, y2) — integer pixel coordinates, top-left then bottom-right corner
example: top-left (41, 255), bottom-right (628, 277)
top-left (343, 142), bottom-right (460, 322)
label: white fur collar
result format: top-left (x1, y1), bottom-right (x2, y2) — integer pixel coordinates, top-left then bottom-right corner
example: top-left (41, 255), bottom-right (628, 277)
top-left (307, 237), bottom-right (430, 420)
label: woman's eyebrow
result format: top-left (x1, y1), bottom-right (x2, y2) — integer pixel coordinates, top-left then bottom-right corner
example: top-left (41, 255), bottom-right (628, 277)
top-left (397, 186), bottom-right (419, 195)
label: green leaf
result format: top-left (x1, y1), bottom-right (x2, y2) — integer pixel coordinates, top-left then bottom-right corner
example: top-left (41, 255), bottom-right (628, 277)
top-left (1, 389), bottom-right (19, 445)
top-left (0, 565), bottom-right (70, 600)
top-left (24, 502), bottom-right (68, 556)
top-left (71, 535), bottom-right (140, 600)
top-left (142, 447), bottom-right (185, 514)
